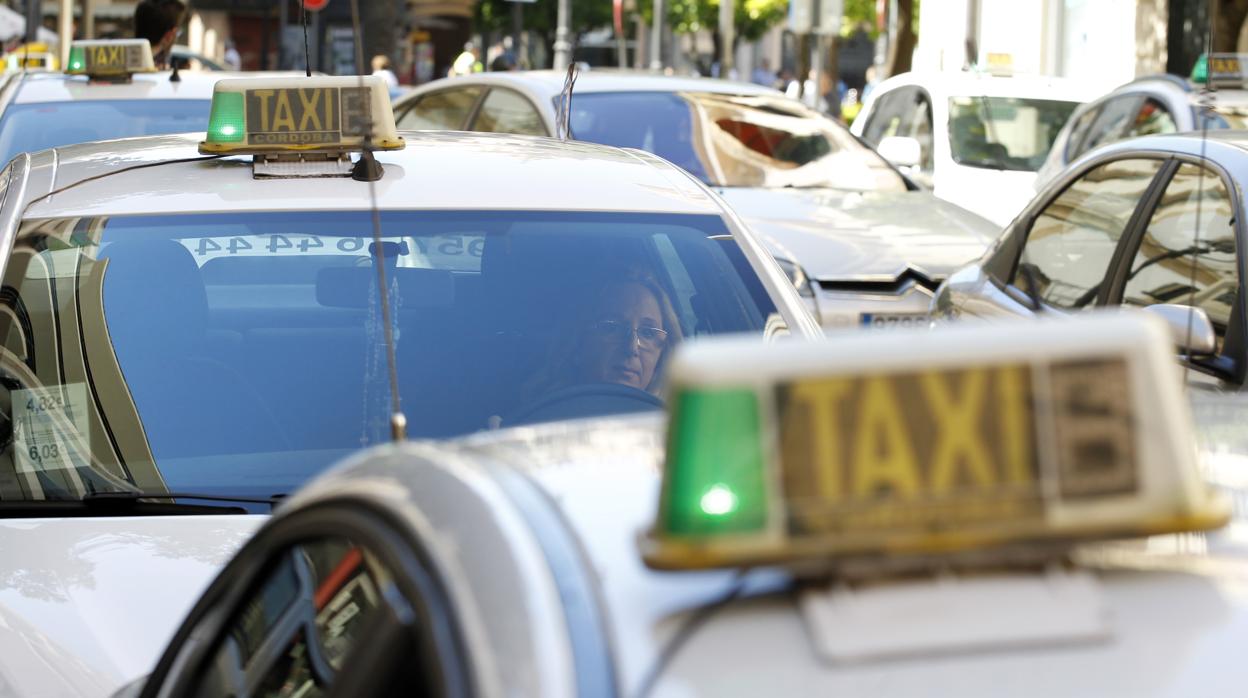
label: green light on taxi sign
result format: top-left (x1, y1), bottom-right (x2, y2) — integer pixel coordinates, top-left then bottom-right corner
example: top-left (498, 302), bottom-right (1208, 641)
top-left (1192, 53), bottom-right (1208, 83)
top-left (206, 92), bottom-right (245, 144)
top-left (660, 388), bottom-right (768, 537)
top-left (67, 46), bottom-right (85, 73)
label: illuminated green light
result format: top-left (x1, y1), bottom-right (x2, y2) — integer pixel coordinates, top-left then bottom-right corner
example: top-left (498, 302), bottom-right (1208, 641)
top-left (661, 388), bottom-right (768, 537)
top-left (67, 46), bottom-right (85, 73)
top-left (1192, 53), bottom-right (1208, 84)
top-left (206, 91), bottom-right (245, 143)
top-left (699, 484), bottom-right (738, 516)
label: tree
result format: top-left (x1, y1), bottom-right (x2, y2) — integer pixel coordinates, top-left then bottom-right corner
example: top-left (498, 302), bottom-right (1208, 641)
top-left (884, 0), bottom-right (915, 76)
top-left (1213, 0), bottom-right (1248, 52)
top-left (634, 0), bottom-right (787, 42)
top-left (476, 0), bottom-right (613, 54)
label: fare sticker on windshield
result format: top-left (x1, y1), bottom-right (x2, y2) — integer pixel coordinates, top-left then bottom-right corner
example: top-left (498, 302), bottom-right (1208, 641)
top-left (13, 383), bottom-right (90, 475)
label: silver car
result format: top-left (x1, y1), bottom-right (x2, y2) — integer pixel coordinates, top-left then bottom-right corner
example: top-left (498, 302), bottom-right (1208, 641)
top-left (394, 71), bottom-right (999, 330)
top-left (933, 131), bottom-right (1247, 390)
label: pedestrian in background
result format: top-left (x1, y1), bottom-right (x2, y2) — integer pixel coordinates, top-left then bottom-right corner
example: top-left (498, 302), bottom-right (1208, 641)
top-left (372, 54), bottom-right (399, 89)
top-left (223, 39), bottom-right (241, 71)
top-left (751, 58), bottom-right (775, 87)
top-left (449, 43), bottom-right (483, 77)
top-left (134, 0), bottom-right (186, 69)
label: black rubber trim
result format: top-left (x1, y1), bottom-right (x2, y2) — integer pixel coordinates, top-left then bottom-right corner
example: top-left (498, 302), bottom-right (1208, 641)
top-left (139, 500), bottom-right (475, 698)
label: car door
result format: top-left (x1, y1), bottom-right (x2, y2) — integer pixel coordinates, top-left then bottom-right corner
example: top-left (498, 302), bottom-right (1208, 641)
top-left (1107, 160), bottom-right (1244, 385)
top-left (136, 504), bottom-right (472, 698)
top-left (395, 86), bottom-right (486, 131)
top-left (467, 88), bottom-right (548, 136)
top-left (1003, 157), bottom-right (1168, 310)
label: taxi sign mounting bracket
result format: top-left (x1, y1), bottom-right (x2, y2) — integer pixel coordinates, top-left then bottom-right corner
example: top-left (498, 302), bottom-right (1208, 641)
top-left (252, 152), bottom-right (354, 178)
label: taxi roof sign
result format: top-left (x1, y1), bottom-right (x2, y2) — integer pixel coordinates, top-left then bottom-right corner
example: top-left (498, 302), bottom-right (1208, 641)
top-left (66, 39), bottom-right (156, 77)
top-left (199, 76), bottom-right (404, 156)
top-left (641, 311), bottom-right (1229, 571)
top-left (1192, 53), bottom-right (1248, 87)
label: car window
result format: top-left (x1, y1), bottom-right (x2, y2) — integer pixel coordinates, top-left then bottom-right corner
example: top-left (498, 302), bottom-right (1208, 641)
top-left (569, 91), bottom-right (906, 191)
top-left (0, 100), bottom-right (211, 165)
top-left (1012, 158), bottom-right (1165, 309)
top-left (1123, 98), bottom-right (1177, 139)
top-left (396, 88), bottom-right (482, 130)
top-left (191, 537), bottom-right (434, 697)
top-left (471, 88), bottom-right (545, 136)
top-left (1062, 105), bottom-right (1101, 162)
top-left (947, 96), bottom-right (1081, 171)
top-left (0, 211), bottom-right (779, 505)
top-left (860, 86), bottom-right (915, 146)
top-left (1073, 95), bottom-right (1144, 158)
top-left (1121, 163), bottom-right (1237, 345)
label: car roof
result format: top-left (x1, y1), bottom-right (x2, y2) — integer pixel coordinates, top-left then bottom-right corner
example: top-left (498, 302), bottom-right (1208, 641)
top-left (403, 70), bottom-right (783, 100)
top-left (876, 70), bottom-right (1099, 102)
top-left (19, 130), bottom-right (723, 219)
top-left (9, 70), bottom-right (300, 104)
top-left (1095, 129), bottom-right (1248, 156)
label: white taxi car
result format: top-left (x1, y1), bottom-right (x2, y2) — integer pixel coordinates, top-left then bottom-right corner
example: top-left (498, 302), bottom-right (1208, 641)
top-left (118, 310), bottom-right (1248, 697)
top-left (852, 70), bottom-right (1096, 226)
top-left (0, 39), bottom-right (294, 167)
top-left (394, 71), bottom-right (999, 330)
top-left (0, 76), bottom-right (816, 695)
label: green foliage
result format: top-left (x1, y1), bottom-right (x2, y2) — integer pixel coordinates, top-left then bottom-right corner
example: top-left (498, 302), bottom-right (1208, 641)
top-left (842, 0), bottom-right (877, 37)
top-left (634, 0), bottom-right (787, 40)
top-left (476, 0), bottom-right (613, 37)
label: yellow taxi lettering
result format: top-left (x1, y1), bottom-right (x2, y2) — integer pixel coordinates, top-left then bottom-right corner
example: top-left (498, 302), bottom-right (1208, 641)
top-left (921, 369), bottom-right (994, 494)
top-left (789, 380), bottom-right (851, 499)
top-left (272, 91), bottom-right (296, 131)
top-left (298, 89), bottom-right (323, 131)
top-left (852, 377), bottom-right (921, 498)
top-left (253, 90), bottom-right (274, 132)
top-left (996, 365), bottom-right (1032, 484)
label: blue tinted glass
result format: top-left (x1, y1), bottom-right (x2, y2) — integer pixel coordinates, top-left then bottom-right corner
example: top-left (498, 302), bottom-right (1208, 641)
top-left (0, 211), bottom-right (778, 502)
top-left (0, 99), bottom-right (211, 165)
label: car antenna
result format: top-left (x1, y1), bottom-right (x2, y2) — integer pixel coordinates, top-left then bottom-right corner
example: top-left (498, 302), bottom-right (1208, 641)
top-left (555, 62), bottom-right (579, 140)
top-left (301, 0), bottom-right (312, 77)
top-left (350, 0), bottom-right (406, 442)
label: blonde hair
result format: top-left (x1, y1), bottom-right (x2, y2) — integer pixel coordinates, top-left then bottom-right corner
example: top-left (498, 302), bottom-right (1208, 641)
top-left (523, 269), bottom-right (683, 401)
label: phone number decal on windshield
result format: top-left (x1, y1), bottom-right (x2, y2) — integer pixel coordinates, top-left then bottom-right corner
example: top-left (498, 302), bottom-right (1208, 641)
top-left (177, 234), bottom-right (485, 266)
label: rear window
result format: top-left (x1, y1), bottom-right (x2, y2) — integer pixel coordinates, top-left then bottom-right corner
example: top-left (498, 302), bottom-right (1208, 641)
top-left (0, 99), bottom-right (210, 165)
top-left (0, 210), bottom-right (781, 505)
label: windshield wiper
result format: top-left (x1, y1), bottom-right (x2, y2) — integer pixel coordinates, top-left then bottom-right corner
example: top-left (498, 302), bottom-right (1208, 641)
top-left (0, 491), bottom-right (285, 518)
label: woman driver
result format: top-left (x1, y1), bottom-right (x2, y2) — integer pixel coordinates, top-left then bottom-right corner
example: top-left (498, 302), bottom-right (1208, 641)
top-left (523, 270), bottom-right (684, 402)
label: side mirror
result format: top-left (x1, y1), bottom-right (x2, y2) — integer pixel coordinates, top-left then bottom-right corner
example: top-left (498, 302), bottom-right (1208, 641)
top-left (877, 136), bottom-right (922, 169)
top-left (1142, 304), bottom-right (1217, 356)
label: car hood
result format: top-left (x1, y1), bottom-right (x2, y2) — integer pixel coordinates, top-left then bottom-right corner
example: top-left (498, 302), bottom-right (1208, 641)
top-left (0, 515), bottom-right (264, 697)
top-left (717, 187), bottom-right (1000, 283)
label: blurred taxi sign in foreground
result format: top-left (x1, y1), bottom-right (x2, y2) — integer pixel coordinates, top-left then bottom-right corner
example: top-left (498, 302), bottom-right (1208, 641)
top-left (66, 39), bottom-right (155, 78)
top-left (642, 311), bottom-right (1229, 571)
top-left (1192, 52), bottom-right (1248, 87)
top-left (199, 75), bottom-right (404, 156)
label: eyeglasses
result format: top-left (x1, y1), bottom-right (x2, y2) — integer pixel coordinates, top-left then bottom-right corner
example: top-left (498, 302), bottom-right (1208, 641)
top-left (586, 319), bottom-right (668, 350)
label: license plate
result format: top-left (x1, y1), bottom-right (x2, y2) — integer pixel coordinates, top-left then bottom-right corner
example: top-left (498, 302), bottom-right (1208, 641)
top-left (859, 312), bottom-right (928, 329)
top-left (774, 358), bottom-right (1138, 538)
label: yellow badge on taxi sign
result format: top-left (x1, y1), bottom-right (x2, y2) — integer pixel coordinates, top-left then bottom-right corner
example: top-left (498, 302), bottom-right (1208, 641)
top-left (66, 39), bottom-right (156, 77)
top-left (199, 76), bottom-right (404, 155)
top-left (641, 311), bottom-right (1229, 571)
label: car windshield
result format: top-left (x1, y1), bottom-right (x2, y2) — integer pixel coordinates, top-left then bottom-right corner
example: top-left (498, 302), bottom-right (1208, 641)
top-left (947, 96), bottom-right (1079, 171)
top-left (0, 210), bottom-right (779, 504)
top-left (568, 91), bottom-right (906, 191)
top-left (0, 99), bottom-right (210, 165)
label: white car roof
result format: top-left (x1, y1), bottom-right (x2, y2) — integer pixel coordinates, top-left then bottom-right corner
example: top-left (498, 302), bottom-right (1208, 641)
top-left (876, 70), bottom-right (1100, 103)
top-left (8, 70), bottom-right (300, 104)
top-left (402, 70), bottom-right (783, 101)
top-left (19, 131), bottom-right (723, 219)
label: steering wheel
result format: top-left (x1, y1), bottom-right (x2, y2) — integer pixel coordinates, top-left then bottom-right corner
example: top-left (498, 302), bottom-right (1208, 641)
top-left (506, 382), bottom-right (663, 426)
